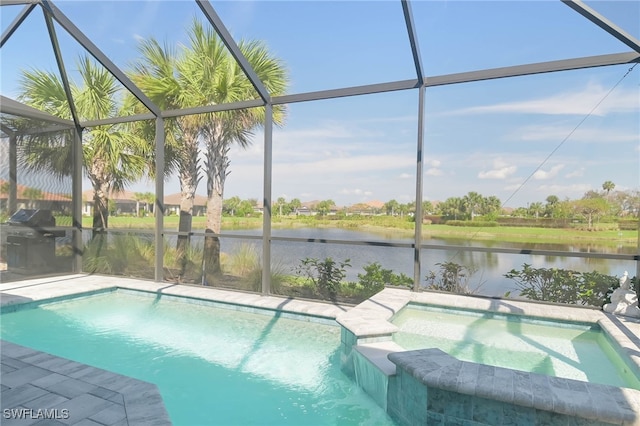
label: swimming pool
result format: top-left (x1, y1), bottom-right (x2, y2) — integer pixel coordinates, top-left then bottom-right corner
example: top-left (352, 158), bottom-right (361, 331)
top-left (0, 290), bottom-right (396, 425)
top-left (391, 303), bottom-right (640, 389)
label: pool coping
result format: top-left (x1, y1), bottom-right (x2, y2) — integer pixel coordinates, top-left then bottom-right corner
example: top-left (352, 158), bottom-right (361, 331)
top-left (0, 274), bottom-right (353, 426)
top-left (337, 288), bottom-right (640, 425)
top-left (0, 273), bottom-right (350, 320)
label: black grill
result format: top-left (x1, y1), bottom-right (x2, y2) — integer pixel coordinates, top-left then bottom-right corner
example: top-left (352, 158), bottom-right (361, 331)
top-left (6, 209), bottom-right (64, 271)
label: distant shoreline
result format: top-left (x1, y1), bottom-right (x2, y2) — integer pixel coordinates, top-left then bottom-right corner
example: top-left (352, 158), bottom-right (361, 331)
top-left (77, 215), bottom-right (637, 248)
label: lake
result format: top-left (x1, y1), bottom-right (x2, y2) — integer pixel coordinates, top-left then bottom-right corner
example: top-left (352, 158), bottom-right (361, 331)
top-left (215, 227), bottom-right (637, 298)
top-left (66, 226), bottom-right (636, 298)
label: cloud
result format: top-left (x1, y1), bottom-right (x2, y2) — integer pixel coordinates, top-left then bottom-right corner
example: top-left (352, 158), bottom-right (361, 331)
top-left (565, 168), bottom-right (585, 178)
top-left (446, 83), bottom-right (638, 117)
top-left (358, 115), bottom-right (418, 124)
top-left (479, 166), bottom-right (517, 179)
top-left (537, 183), bottom-right (592, 195)
top-left (399, 173), bottom-right (412, 179)
top-left (533, 164), bottom-right (564, 180)
top-left (478, 158), bottom-right (517, 179)
top-left (274, 154), bottom-right (414, 177)
top-left (517, 125), bottom-right (640, 144)
top-left (338, 188), bottom-right (372, 196)
top-left (273, 122), bottom-right (385, 147)
top-left (422, 159), bottom-right (443, 176)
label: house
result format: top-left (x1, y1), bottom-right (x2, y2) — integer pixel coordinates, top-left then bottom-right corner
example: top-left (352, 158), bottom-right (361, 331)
top-left (300, 200), bottom-right (342, 216)
top-left (0, 180), bottom-right (72, 214)
top-left (163, 193), bottom-right (207, 216)
top-left (346, 200), bottom-right (384, 216)
top-left (82, 189), bottom-right (140, 216)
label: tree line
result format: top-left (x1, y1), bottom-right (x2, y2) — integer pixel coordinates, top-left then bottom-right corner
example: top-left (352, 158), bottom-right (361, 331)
top-left (252, 182), bottom-right (639, 229)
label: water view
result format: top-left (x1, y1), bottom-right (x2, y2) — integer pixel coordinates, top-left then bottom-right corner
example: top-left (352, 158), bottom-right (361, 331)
top-left (69, 225), bottom-right (636, 298)
top-left (216, 228), bottom-right (636, 298)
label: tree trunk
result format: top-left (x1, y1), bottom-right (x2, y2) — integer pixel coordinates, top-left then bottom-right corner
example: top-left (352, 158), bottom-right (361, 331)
top-left (92, 184), bottom-right (109, 240)
top-left (176, 128), bottom-right (200, 254)
top-left (202, 125), bottom-right (230, 285)
top-left (176, 171), bottom-right (196, 252)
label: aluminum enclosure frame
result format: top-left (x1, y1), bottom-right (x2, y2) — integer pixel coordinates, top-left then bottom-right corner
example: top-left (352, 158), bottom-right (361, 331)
top-left (1, 0), bottom-right (639, 287)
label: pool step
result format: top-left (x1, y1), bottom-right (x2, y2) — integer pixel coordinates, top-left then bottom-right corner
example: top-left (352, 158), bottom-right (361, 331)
top-left (355, 341), bottom-right (404, 376)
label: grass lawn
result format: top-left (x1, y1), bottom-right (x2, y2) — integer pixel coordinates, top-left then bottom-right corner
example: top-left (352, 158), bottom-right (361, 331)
top-left (76, 215), bottom-right (638, 247)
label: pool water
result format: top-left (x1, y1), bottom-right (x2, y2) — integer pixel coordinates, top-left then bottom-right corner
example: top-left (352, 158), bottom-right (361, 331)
top-left (392, 304), bottom-right (640, 390)
top-left (0, 291), bottom-right (395, 425)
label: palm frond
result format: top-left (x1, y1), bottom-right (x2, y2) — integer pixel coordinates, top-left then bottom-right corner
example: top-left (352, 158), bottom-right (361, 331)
top-left (18, 68), bottom-right (72, 119)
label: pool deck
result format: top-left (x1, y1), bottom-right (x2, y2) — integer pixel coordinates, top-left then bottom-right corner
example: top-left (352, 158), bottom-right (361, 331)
top-left (1, 340), bottom-right (170, 426)
top-left (0, 274), bottom-right (352, 425)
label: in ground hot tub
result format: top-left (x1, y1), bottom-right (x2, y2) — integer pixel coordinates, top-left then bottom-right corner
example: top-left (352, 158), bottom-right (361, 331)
top-left (391, 302), bottom-right (640, 389)
top-left (337, 288), bottom-right (640, 426)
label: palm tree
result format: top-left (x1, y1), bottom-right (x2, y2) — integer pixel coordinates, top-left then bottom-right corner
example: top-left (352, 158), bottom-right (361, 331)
top-left (439, 197), bottom-right (464, 220)
top-left (275, 197), bottom-right (287, 216)
top-left (463, 191), bottom-right (483, 220)
top-left (528, 202), bottom-right (543, 219)
top-left (223, 196), bottom-right (241, 216)
top-left (182, 20), bottom-right (288, 279)
top-left (316, 200), bottom-right (335, 217)
top-left (483, 196), bottom-right (502, 216)
top-left (384, 199), bottom-right (399, 216)
top-left (602, 180), bottom-right (615, 196)
top-left (397, 203), bottom-right (409, 218)
top-left (421, 200), bottom-right (433, 215)
top-left (18, 56), bottom-right (147, 235)
top-left (128, 38), bottom-right (202, 253)
top-left (289, 198), bottom-right (302, 215)
top-left (134, 191), bottom-right (155, 216)
top-left (544, 195), bottom-right (560, 218)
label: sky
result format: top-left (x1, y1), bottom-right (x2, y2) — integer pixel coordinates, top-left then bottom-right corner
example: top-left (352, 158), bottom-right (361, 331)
top-left (1, 0), bottom-right (639, 209)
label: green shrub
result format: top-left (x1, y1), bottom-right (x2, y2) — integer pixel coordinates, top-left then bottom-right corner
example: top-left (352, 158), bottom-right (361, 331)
top-left (579, 271), bottom-right (619, 306)
top-left (425, 261), bottom-right (479, 294)
top-left (445, 220), bottom-right (498, 227)
top-left (618, 220), bottom-right (639, 231)
top-left (244, 261), bottom-right (288, 294)
top-left (504, 264), bottom-right (626, 306)
top-left (504, 264), bottom-right (581, 304)
top-left (295, 257), bottom-right (351, 301)
top-left (357, 262), bottom-right (412, 297)
top-left (164, 240), bottom-right (203, 282)
top-left (224, 243), bottom-right (260, 277)
top-left (83, 233), bottom-right (154, 278)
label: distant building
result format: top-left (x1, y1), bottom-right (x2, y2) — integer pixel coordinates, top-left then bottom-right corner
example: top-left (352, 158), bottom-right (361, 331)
top-left (299, 200), bottom-right (342, 216)
top-left (164, 193), bottom-right (207, 216)
top-left (0, 180), bottom-right (71, 214)
top-left (346, 200), bottom-right (384, 216)
top-left (82, 189), bottom-right (140, 216)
